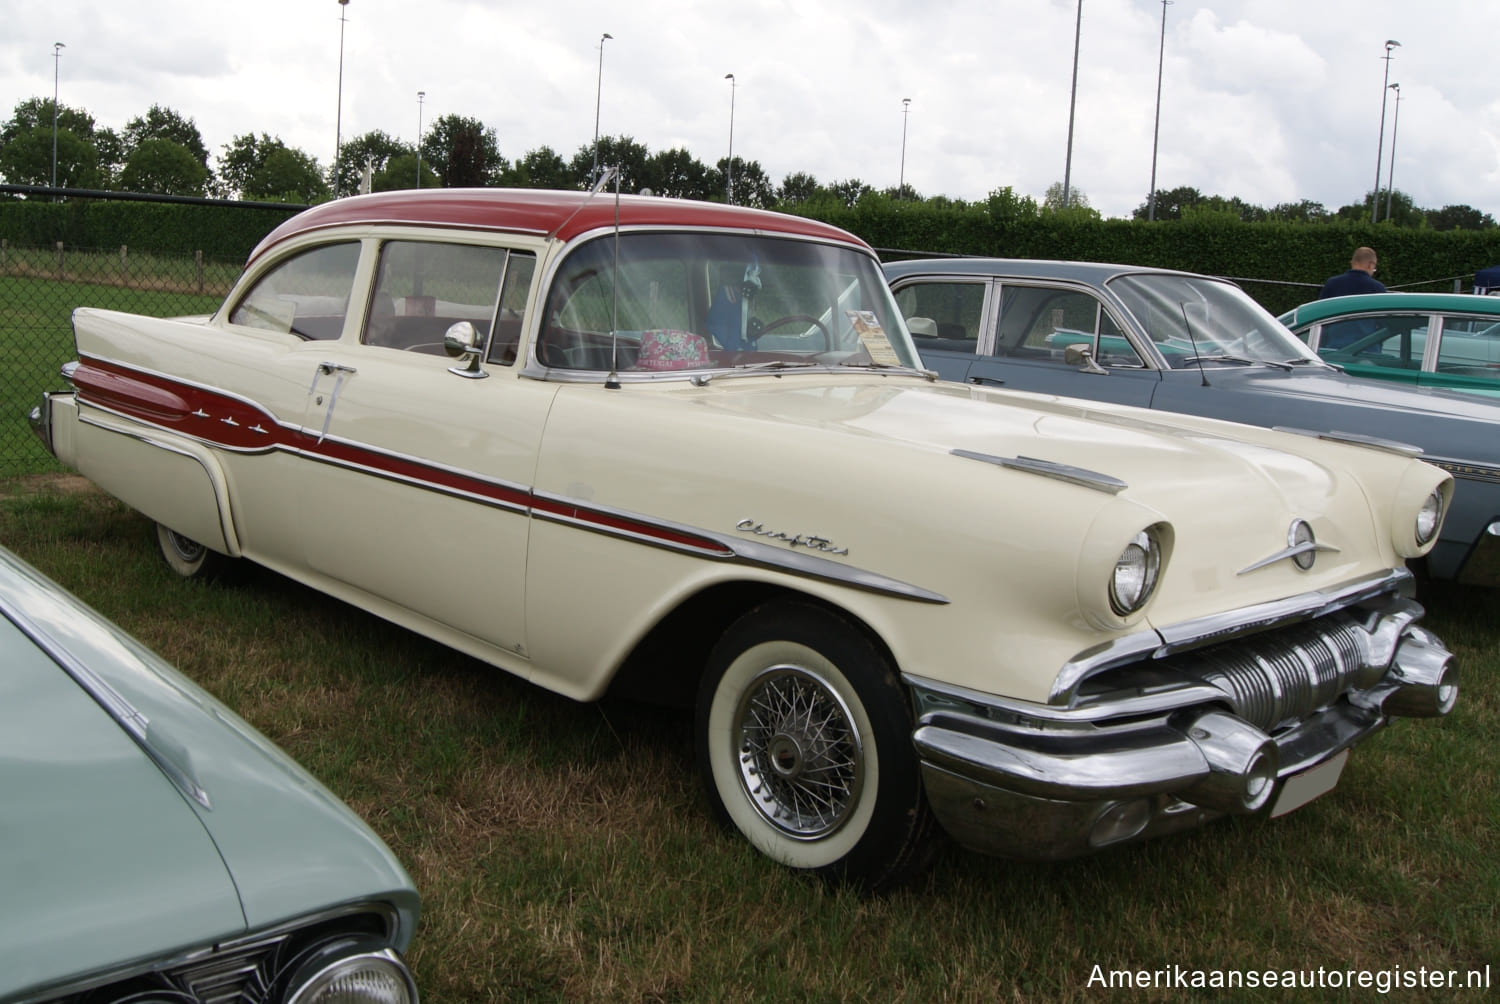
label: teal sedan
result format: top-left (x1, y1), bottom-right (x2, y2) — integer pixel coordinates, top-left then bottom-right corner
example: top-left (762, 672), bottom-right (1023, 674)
top-left (0, 546), bottom-right (420, 1004)
top-left (1279, 292), bottom-right (1500, 397)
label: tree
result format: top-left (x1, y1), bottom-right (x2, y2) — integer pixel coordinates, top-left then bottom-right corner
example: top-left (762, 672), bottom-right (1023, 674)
top-left (717, 157), bottom-right (774, 207)
top-left (776, 171), bottom-right (821, 205)
top-left (1044, 180), bottom-right (1090, 211)
top-left (569, 135), bottom-right (651, 193)
top-left (0, 98), bottom-right (101, 187)
top-left (218, 133), bottom-right (327, 201)
top-left (373, 153), bottom-right (439, 192)
top-left (117, 137), bottom-right (207, 195)
top-left (123, 105), bottom-right (209, 173)
top-left (828, 178), bottom-right (872, 209)
top-left (644, 147), bottom-right (713, 200)
top-left (338, 130), bottom-right (411, 185)
top-left (504, 146), bottom-right (574, 189)
top-left (1267, 199), bottom-right (1331, 223)
top-left (985, 186), bottom-right (1040, 223)
top-left (1133, 185), bottom-right (1203, 221)
top-left (1428, 204), bottom-right (1496, 231)
top-left (423, 114), bottom-right (505, 188)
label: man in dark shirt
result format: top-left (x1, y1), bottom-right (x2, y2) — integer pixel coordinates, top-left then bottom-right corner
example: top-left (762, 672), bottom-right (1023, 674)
top-left (1318, 246), bottom-right (1386, 299)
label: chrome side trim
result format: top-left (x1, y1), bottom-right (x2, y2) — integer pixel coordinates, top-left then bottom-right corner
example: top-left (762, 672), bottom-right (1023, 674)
top-left (951, 449), bottom-right (1127, 494)
top-left (530, 489), bottom-right (950, 604)
top-left (76, 411), bottom-right (241, 556)
top-left (1272, 426), bottom-right (1424, 457)
top-left (1425, 455), bottom-right (1500, 486)
top-left (0, 599), bottom-right (210, 811)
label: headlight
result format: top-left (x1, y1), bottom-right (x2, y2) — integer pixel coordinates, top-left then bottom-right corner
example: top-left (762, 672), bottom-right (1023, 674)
top-left (285, 941), bottom-right (417, 1004)
top-left (1415, 490), bottom-right (1443, 546)
top-left (1109, 528), bottom-right (1162, 616)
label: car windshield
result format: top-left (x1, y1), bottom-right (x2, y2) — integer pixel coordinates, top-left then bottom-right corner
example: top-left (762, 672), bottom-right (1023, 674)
top-left (537, 231), bottom-right (920, 375)
top-left (1109, 273), bottom-right (1323, 369)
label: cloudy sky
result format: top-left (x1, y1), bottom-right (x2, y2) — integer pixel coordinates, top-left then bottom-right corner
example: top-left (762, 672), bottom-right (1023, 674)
top-left (2, 1), bottom-right (1495, 220)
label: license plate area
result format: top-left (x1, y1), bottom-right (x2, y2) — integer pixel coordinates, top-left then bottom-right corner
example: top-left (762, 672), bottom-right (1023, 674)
top-left (1271, 749), bottom-right (1350, 817)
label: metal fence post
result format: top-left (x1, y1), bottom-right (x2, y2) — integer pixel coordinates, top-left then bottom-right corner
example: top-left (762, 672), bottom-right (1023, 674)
top-left (120, 245), bottom-right (128, 282)
top-left (196, 250), bottom-right (204, 294)
top-left (55, 242), bottom-right (64, 278)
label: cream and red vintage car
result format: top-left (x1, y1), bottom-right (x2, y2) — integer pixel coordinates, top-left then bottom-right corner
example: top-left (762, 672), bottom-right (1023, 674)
top-left (32, 187), bottom-right (1458, 889)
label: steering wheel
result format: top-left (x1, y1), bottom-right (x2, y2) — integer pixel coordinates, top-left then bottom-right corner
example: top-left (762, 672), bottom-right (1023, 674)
top-left (749, 314), bottom-right (831, 350)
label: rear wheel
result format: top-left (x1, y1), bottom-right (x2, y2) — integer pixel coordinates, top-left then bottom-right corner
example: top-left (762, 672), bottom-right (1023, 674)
top-left (155, 523), bottom-right (236, 581)
top-left (695, 600), bottom-right (937, 890)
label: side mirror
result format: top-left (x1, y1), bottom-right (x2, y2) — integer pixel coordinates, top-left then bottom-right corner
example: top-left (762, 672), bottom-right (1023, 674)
top-left (444, 321), bottom-right (489, 380)
top-left (1064, 343), bottom-right (1109, 375)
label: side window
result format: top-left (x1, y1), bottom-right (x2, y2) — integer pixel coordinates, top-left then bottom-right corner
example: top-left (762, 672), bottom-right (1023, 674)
top-left (994, 286), bottom-right (1142, 367)
top-left (1319, 314), bottom-right (1426, 368)
top-left (892, 281), bottom-right (983, 354)
top-left (1435, 315), bottom-right (1500, 373)
top-left (229, 242), bottom-right (361, 340)
top-left (487, 252), bottom-right (536, 365)
top-left (363, 241), bottom-right (509, 354)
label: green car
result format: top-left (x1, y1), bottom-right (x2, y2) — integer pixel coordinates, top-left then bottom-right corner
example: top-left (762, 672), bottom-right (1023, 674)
top-left (1279, 292), bottom-right (1500, 397)
top-left (0, 545), bottom-right (420, 1003)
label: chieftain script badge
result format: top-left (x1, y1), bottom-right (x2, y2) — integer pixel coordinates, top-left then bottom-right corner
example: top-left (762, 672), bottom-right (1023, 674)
top-left (735, 519), bottom-right (849, 556)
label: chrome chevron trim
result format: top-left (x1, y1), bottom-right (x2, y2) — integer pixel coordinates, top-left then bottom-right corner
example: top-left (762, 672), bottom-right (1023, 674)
top-left (952, 449), bottom-right (1127, 495)
top-left (1272, 426), bottom-right (1424, 457)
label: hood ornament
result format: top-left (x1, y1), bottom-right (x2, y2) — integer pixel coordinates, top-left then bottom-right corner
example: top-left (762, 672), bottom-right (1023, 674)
top-left (1238, 519), bottom-right (1340, 575)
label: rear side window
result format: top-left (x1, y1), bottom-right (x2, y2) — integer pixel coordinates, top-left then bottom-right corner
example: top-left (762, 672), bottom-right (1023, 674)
top-left (229, 242), bottom-right (361, 340)
top-left (363, 241), bottom-right (511, 355)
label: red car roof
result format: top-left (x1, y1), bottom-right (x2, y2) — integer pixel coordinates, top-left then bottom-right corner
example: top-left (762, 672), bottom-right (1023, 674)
top-left (249, 188), bottom-right (869, 264)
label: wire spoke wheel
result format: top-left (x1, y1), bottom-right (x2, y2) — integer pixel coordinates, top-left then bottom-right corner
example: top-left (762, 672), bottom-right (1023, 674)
top-left (736, 665), bottom-right (863, 839)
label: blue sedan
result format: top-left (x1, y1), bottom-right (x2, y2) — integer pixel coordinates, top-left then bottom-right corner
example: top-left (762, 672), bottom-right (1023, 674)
top-left (884, 257), bottom-right (1500, 586)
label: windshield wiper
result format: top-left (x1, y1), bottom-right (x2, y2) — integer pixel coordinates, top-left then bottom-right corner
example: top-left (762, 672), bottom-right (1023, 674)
top-left (732, 359), bottom-right (820, 373)
top-left (1192, 354), bottom-right (1293, 371)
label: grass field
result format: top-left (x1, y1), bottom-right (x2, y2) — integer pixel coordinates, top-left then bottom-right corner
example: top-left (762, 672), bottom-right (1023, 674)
top-left (1, 477), bottom-right (1495, 1002)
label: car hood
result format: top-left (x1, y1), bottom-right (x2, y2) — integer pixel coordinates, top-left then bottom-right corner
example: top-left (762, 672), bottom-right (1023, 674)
top-left (0, 551), bottom-right (418, 999)
top-left (1183, 365), bottom-right (1500, 447)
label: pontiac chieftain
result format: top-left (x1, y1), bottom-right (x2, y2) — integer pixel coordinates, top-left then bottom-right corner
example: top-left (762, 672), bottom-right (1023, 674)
top-left (31, 188), bottom-right (1460, 889)
top-left (0, 546), bottom-right (419, 1004)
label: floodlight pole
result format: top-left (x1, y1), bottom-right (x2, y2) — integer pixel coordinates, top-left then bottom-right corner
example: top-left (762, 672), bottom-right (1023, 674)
top-left (1384, 83), bottom-right (1401, 222)
top-left (899, 97), bottom-right (911, 198)
top-left (592, 33), bottom-right (612, 184)
top-left (725, 73), bottom-right (736, 202)
top-left (51, 42), bottom-right (65, 190)
top-left (335, 0), bottom-right (350, 198)
top-left (1147, 1), bottom-right (1172, 220)
top-left (1371, 39), bottom-right (1399, 224)
top-left (416, 90), bottom-right (425, 188)
top-left (1062, 0), bottom-right (1082, 208)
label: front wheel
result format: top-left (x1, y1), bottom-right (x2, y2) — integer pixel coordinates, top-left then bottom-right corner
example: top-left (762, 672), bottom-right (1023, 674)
top-left (155, 523), bottom-right (236, 581)
top-left (695, 600), bottom-right (937, 890)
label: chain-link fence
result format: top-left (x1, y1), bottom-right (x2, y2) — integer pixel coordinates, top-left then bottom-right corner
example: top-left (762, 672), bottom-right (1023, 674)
top-left (1, 239), bottom-right (244, 475)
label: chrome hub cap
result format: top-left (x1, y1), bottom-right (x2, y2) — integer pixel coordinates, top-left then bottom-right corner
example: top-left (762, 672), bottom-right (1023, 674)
top-left (734, 665), bottom-right (863, 839)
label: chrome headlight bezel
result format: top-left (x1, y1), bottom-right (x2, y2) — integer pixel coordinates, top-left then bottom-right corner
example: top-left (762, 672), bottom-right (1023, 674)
top-left (284, 940), bottom-right (417, 1004)
top-left (1415, 489), bottom-right (1443, 547)
top-left (1108, 526), bottom-right (1164, 617)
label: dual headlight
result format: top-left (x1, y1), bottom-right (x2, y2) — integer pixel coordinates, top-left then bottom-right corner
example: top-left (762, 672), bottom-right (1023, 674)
top-left (284, 940), bottom-right (417, 1004)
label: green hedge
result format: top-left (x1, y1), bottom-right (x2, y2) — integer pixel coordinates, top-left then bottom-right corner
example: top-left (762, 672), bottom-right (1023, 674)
top-left (4, 194), bottom-right (1499, 314)
top-left (0, 197), bottom-right (300, 264)
top-left (797, 199), bottom-right (1500, 314)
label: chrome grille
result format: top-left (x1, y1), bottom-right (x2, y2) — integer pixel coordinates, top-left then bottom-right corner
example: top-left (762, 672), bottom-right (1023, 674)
top-left (1172, 614), bottom-right (1371, 731)
top-left (176, 938), bottom-right (279, 1004)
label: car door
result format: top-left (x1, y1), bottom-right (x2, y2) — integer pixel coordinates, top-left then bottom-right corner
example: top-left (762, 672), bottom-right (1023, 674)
top-left (964, 279), bottom-right (1164, 406)
top-left (1429, 313), bottom-right (1500, 396)
top-left (293, 239), bottom-right (551, 663)
top-left (1307, 309), bottom-right (1430, 388)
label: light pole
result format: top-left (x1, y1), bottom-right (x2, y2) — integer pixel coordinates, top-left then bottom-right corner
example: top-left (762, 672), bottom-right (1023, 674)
top-left (1371, 38), bottom-right (1399, 224)
top-left (899, 97), bottom-right (911, 198)
top-left (335, 0), bottom-right (350, 198)
top-left (1147, 0), bottom-right (1172, 221)
top-left (1384, 83), bottom-right (1401, 222)
top-left (1062, 0), bottom-right (1082, 209)
top-left (51, 42), bottom-right (64, 190)
top-left (591, 32), bottom-right (612, 184)
top-left (725, 73), bottom-right (736, 202)
top-left (416, 90), bottom-right (425, 188)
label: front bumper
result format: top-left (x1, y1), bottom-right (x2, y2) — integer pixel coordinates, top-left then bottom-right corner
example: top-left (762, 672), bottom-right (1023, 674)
top-left (909, 592), bottom-right (1456, 861)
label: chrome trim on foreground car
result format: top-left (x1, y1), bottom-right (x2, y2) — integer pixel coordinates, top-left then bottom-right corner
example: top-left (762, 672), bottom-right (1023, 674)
top-left (907, 592), bottom-right (1455, 861)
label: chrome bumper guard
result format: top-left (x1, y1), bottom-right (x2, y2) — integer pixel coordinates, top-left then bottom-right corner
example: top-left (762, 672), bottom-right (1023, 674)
top-left (911, 594), bottom-right (1456, 861)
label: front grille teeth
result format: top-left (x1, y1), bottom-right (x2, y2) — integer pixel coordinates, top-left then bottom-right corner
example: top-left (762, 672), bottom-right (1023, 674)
top-left (1168, 614), bottom-right (1370, 732)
